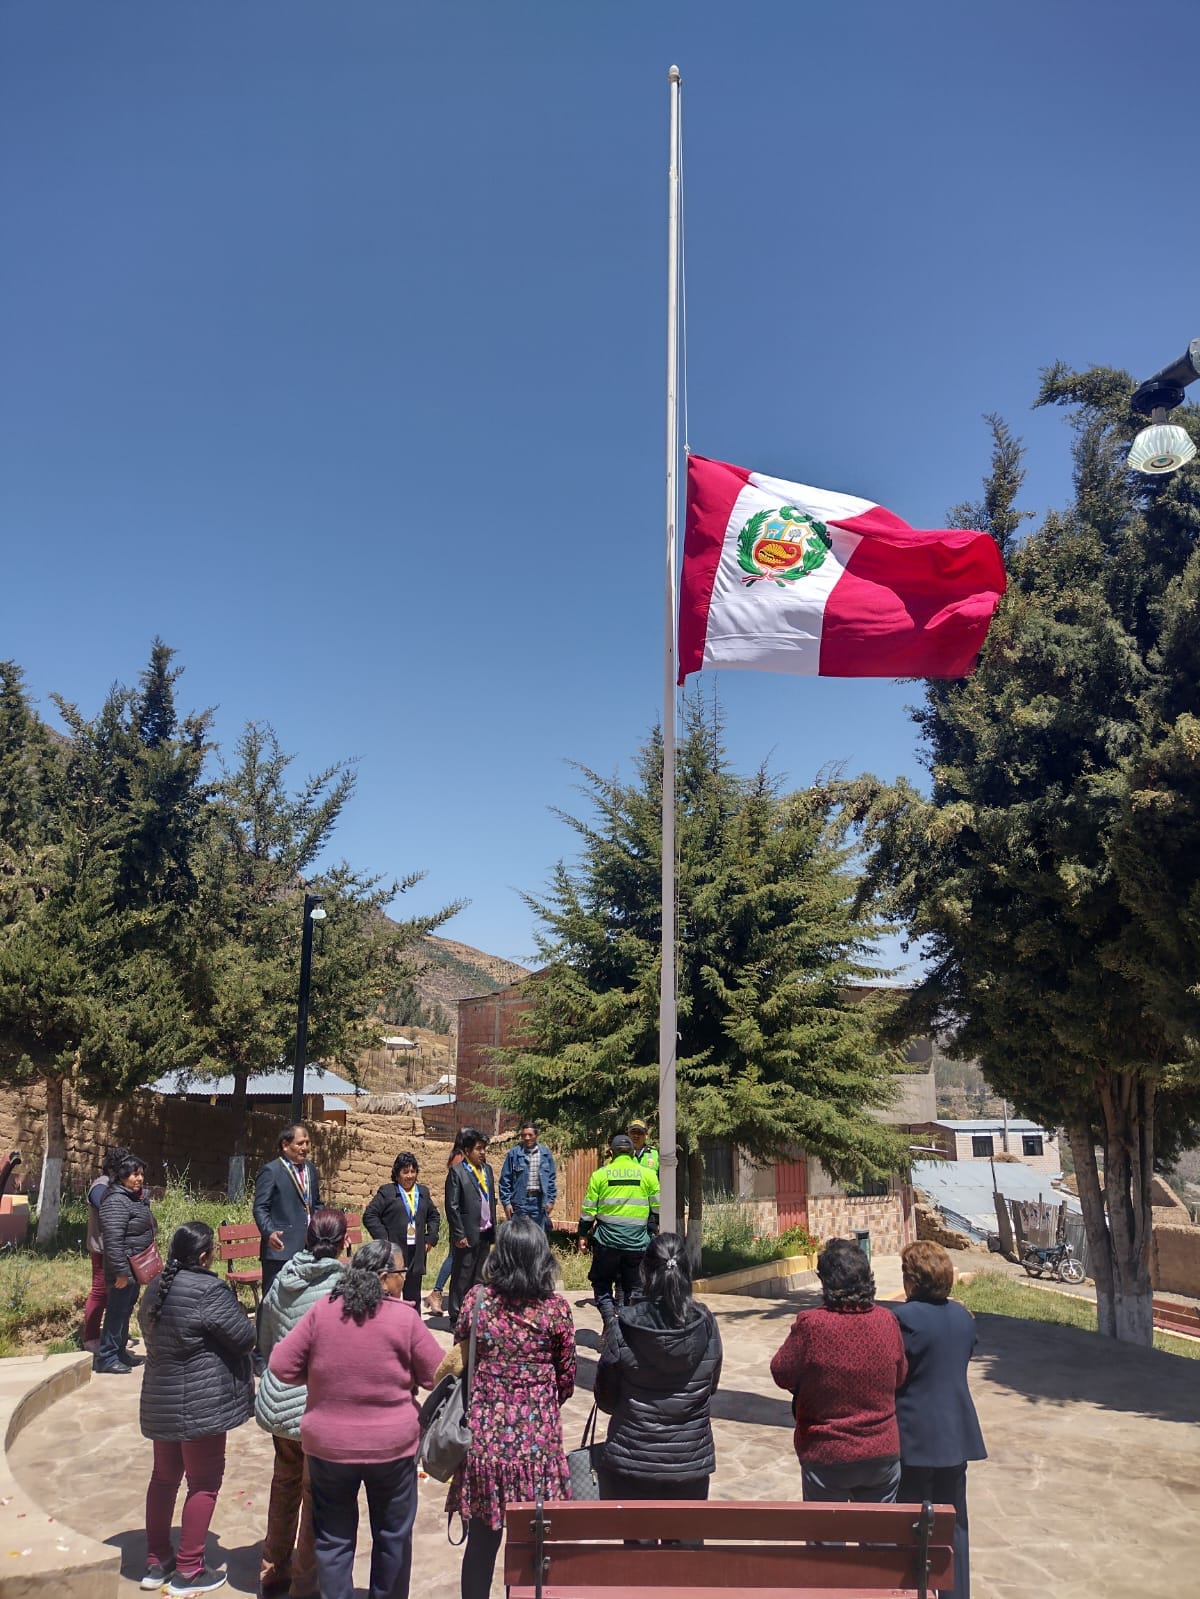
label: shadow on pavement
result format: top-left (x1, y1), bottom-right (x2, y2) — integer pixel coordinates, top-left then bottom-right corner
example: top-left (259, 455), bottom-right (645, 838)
top-left (105, 1527), bottom-right (262, 1595)
top-left (971, 1312), bottom-right (1200, 1425)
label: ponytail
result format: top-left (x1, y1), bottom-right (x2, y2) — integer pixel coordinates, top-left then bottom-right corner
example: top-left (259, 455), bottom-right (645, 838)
top-left (148, 1221), bottom-right (214, 1324)
top-left (640, 1232), bottom-right (693, 1328)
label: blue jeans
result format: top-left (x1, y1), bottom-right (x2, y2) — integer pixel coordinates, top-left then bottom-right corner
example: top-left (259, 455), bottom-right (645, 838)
top-left (308, 1454), bottom-right (417, 1599)
top-left (95, 1278), bottom-right (139, 1371)
top-left (510, 1194), bottom-right (552, 1232)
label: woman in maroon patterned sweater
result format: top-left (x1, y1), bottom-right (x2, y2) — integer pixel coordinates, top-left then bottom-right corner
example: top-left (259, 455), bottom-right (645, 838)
top-left (770, 1239), bottom-right (908, 1501)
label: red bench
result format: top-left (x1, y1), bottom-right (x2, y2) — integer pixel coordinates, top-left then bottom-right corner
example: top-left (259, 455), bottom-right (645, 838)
top-left (504, 1499), bottom-right (955, 1599)
top-left (218, 1211), bottom-right (363, 1308)
top-left (1153, 1296), bottom-right (1200, 1339)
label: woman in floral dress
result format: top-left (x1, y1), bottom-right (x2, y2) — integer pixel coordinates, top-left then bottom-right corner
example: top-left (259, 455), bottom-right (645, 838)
top-left (446, 1213), bottom-right (576, 1599)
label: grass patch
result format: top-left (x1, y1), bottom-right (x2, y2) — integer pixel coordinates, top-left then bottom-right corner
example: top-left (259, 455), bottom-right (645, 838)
top-left (0, 1180), bottom-right (257, 1357)
top-left (953, 1270), bottom-right (1200, 1360)
top-left (700, 1201), bottom-right (819, 1278)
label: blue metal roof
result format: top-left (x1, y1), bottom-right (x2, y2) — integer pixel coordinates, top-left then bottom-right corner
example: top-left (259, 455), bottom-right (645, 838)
top-left (147, 1067), bottom-right (364, 1099)
top-left (912, 1159), bottom-right (1078, 1239)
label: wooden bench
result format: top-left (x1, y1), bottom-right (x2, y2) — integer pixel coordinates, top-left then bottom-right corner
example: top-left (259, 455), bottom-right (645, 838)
top-left (218, 1211), bottom-right (363, 1308)
top-left (1153, 1296), bottom-right (1200, 1339)
top-left (504, 1500), bottom-right (955, 1599)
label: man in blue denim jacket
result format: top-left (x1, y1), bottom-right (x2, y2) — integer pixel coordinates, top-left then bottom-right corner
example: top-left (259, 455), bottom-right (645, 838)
top-left (498, 1121), bottom-right (557, 1233)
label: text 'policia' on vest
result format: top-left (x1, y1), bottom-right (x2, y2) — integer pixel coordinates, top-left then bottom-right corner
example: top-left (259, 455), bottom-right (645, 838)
top-left (578, 1153), bottom-right (661, 1252)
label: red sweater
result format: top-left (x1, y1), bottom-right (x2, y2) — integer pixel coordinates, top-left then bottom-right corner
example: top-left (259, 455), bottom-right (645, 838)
top-left (770, 1304), bottom-right (907, 1464)
top-left (270, 1292), bottom-right (443, 1464)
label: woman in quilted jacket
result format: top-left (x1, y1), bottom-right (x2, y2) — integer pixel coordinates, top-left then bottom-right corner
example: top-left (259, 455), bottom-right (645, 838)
top-left (137, 1221), bottom-right (256, 1597)
top-left (96, 1151), bottom-right (156, 1375)
top-left (593, 1231), bottom-right (723, 1501)
top-left (254, 1208), bottom-right (348, 1599)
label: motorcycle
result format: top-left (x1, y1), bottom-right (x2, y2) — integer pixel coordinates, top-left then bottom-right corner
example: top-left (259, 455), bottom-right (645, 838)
top-left (1020, 1240), bottom-right (1086, 1284)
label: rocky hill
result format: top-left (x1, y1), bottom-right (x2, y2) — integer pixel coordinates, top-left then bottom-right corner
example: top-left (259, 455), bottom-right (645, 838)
top-left (412, 934), bottom-right (529, 1029)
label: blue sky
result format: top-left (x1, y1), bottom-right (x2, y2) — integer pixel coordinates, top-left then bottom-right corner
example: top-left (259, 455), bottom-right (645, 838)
top-left (4, 2), bottom-right (1199, 968)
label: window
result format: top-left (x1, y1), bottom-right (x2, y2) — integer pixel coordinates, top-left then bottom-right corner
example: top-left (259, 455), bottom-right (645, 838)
top-left (701, 1138), bottom-right (735, 1199)
top-left (846, 1173), bottom-right (889, 1198)
top-left (971, 1135), bottom-right (995, 1158)
top-left (1022, 1134), bottom-right (1044, 1158)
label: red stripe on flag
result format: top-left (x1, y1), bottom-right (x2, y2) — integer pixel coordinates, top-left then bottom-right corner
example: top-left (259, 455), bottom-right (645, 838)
top-left (678, 455), bottom-right (751, 683)
top-left (819, 511), bottom-right (1006, 678)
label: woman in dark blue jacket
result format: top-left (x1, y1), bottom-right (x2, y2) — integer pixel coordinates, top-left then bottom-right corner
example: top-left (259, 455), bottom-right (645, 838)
top-left (890, 1241), bottom-right (987, 1599)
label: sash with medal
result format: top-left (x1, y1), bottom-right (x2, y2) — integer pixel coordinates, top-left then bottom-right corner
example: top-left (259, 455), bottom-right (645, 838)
top-left (283, 1157), bottom-right (313, 1216)
top-left (467, 1161), bottom-right (492, 1232)
top-left (397, 1182), bottom-right (419, 1247)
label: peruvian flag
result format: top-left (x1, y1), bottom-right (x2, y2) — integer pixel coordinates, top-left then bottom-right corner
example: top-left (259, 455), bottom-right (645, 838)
top-left (679, 455), bottom-right (1006, 682)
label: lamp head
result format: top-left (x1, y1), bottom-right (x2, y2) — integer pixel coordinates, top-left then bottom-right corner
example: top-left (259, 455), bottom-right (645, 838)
top-left (1128, 417), bottom-right (1197, 475)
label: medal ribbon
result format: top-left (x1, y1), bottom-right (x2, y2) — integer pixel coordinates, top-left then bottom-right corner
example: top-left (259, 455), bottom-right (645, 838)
top-left (284, 1158), bottom-right (311, 1214)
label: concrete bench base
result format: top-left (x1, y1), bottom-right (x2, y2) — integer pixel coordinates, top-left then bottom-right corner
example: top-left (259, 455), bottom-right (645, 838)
top-left (0, 1353), bottom-right (119, 1599)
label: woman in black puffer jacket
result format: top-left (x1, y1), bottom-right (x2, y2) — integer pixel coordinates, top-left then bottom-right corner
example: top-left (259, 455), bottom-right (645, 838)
top-left (593, 1232), bottom-right (723, 1500)
top-left (96, 1152), bottom-right (157, 1375)
top-left (137, 1222), bottom-right (255, 1597)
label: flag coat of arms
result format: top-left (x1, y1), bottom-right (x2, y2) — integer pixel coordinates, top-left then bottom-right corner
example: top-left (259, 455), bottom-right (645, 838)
top-left (678, 454), bottom-right (1007, 682)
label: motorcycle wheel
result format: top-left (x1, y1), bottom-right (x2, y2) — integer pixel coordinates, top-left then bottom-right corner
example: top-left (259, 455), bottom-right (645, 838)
top-left (1059, 1257), bottom-right (1086, 1285)
top-left (1021, 1262), bottom-right (1041, 1277)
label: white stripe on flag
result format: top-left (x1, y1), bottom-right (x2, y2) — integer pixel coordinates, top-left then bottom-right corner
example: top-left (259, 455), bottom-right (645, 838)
top-left (700, 480), bottom-right (863, 675)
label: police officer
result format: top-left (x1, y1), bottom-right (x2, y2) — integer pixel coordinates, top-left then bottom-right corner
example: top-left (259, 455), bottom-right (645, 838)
top-left (627, 1118), bottom-right (659, 1175)
top-left (578, 1134), bottom-right (660, 1323)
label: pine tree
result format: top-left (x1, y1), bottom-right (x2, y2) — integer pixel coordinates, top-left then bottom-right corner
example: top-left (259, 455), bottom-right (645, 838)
top-left (498, 696), bottom-right (908, 1261)
top-left (0, 645), bottom-right (209, 1241)
top-left (860, 395), bottom-right (1200, 1344)
top-left (190, 722), bottom-right (461, 1192)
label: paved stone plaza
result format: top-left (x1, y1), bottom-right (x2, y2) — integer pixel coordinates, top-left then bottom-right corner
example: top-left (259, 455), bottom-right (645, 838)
top-left (9, 1268), bottom-right (1200, 1598)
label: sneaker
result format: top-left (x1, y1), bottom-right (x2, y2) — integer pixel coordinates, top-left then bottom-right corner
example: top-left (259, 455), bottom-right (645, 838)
top-left (424, 1290), bottom-right (443, 1315)
top-left (142, 1560), bottom-right (176, 1591)
top-left (166, 1569), bottom-right (227, 1597)
top-left (94, 1362), bottom-right (133, 1375)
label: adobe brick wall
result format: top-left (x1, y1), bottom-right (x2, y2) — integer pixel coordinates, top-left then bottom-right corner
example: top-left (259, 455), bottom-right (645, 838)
top-left (0, 1085), bottom-right (454, 1212)
top-left (1150, 1221), bottom-right (1200, 1297)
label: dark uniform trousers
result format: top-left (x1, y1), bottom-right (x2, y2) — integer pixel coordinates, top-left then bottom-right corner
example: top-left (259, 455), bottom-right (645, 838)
top-left (589, 1243), bottom-right (642, 1317)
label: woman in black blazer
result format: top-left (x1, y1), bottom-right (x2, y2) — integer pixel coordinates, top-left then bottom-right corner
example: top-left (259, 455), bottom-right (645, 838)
top-left (362, 1151), bottom-right (440, 1311)
top-left (890, 1241), bottom-right (987, 1599)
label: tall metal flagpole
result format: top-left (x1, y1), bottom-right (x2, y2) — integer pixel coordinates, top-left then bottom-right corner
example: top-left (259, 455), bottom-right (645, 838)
top-left (659, 64), bottom-right (682, 1230)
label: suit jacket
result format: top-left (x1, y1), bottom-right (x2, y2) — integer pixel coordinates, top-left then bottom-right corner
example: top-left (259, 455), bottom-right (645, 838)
top-left (445, 1159), bottom-right (497, 1248)
top-left (889, 1297), bottom-right (987, 1467)
top-left (363, 1181), bottom-right (440, 1274)
top-left (253, 1156), bottom-right (322, 1266)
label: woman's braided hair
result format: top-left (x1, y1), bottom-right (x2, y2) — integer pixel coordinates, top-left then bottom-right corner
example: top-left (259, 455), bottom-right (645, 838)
top-left (147, 1221), bottom-right (214, 1324)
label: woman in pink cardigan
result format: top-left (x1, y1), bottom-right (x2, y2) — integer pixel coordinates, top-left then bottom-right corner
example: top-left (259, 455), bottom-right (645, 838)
top-left (269, 1238), bottom-right (443, 1599)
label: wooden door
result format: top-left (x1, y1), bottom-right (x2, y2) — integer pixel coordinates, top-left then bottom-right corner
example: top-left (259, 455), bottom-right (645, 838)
top-left (775, 1157), bottom-right (808, 1232)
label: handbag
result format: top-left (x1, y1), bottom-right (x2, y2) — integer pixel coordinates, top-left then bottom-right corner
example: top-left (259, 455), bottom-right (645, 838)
top-left (128, 1240), bottom-right (164, 1285)
top-left (418, 1292), bottom-right (483, 1482)
top-left (565, 1401), bottom-right (603, 1501)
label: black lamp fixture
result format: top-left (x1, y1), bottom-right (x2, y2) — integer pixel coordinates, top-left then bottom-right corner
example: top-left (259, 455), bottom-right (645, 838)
top-left (1128, 338), bottom-right (1200, 474)
top-left (291, 893), bottom-right (327, 1123)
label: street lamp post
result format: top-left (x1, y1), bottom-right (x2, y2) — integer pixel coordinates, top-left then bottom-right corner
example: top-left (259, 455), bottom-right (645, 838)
top-left (291, 894), bottom-right (326, 1124)
top-left (1128, 338), bottom-right (1200, 474)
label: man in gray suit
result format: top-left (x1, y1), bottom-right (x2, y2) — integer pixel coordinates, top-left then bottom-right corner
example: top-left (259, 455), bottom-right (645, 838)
top-left (253, 1124), bottom-right (322, 1300)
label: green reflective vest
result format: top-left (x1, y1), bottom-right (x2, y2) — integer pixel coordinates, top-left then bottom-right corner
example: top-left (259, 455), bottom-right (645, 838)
top-left (580, 1155), bottom-right (660, 1251)
top-left (632, 1144), bottom-right (660, 1175)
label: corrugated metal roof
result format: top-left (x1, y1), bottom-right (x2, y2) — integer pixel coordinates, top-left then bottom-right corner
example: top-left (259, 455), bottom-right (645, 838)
top-left (147, 1067), bottom-right (364, 1099)
top-left (912, 1158), bottom-right (1078, 1239)
top-left (933, 1118), bottom-right (1050, 1133)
